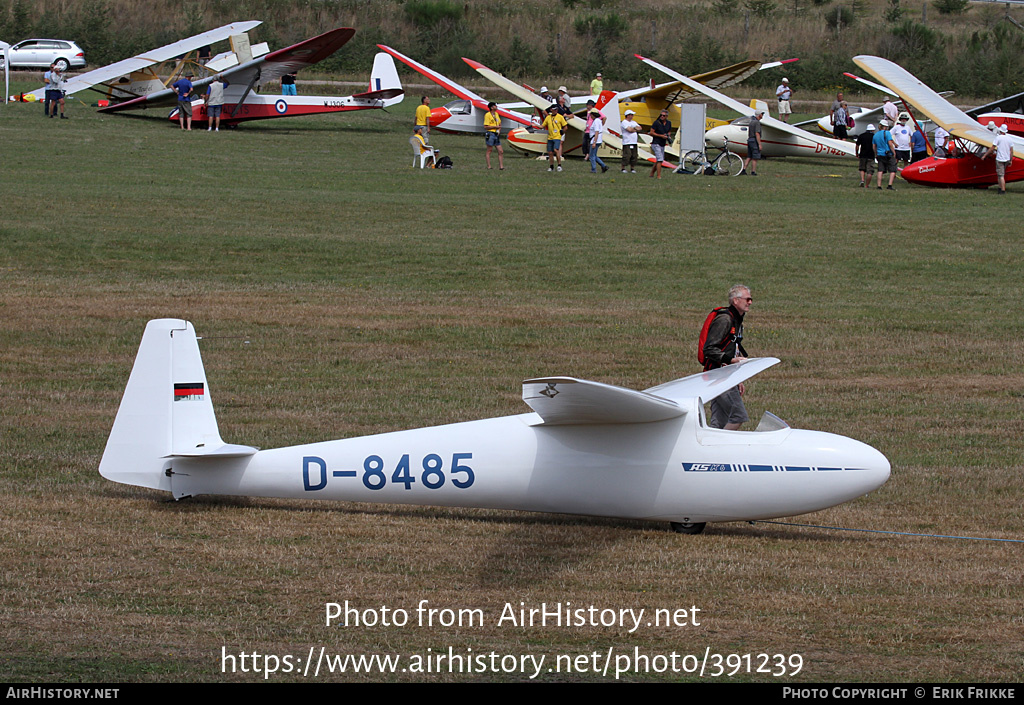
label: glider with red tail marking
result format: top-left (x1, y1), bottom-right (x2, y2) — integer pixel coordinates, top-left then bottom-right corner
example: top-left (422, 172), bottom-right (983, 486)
top-left (377, 44), bottom-right (532, 135)
top-left (99, 28), bottom-right (403, 126)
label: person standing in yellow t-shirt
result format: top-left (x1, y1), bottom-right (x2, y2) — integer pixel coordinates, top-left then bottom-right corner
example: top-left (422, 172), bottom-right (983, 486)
top-left (483, 102), bottom-right (504, 170)
top-left (415, 96), bottom-right (431, 137)
top-left (540, 105), bottom-right (568, 172)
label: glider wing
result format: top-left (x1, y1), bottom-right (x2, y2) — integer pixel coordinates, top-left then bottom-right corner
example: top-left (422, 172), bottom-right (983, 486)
top-left (523, 377), bottom-right (685, 425)
top-left (638, 54), bottom-right (855, 157)
top-left (27, 21), bottom-right (262, 100)
top-left (852, 55), bottom-right (1024, 159)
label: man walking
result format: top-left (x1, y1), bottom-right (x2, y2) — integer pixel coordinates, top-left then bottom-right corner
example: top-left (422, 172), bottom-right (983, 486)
top-left (541, 105), bottom-right (567, 172)
top-left (588, 109), bottom-right (608, 173)
top-left (648, 110), bottom-right (672, 179)
top-left (701, 285), bottom-right (753, 430)
top-left (740, 108), bottom-right (764, 175)
top-left (856, 124), bottom-right (877, 187)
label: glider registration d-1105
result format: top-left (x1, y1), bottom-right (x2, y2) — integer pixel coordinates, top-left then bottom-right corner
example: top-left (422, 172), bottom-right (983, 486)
top-left (100, 320), bottom-right (890, 535)
top-left (100, 28), bottom-right (403, 126)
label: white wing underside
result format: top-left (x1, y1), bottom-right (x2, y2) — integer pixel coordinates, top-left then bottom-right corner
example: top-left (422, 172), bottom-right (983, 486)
top-left (27, 21), bottom-right (261, 99)
top-left (637, 55), bottom-right (855, 157)
top-left (467, 60), bottom-right (663, 162)
top-left (852, 55), bottom-right (1024, 160)
top-left (523, 357), bottom-right (780, 425)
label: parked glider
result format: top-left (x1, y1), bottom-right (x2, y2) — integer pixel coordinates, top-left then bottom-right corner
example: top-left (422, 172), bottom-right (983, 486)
top-left (377, 44), bottom-right (532, 135)
top-left (635, 55), bottom-right (854, 159)
top-left (24, 21), bottom-right (264, 103)
top-left (852, 55), bottom-right (1024, 188)
top-left (100, 28), bottom-right (403, 126)
top-left (463, 58), bottom-right (674, 165)
top-left (819, 71), bottom-right (1024, 140)
top-left (619, 58), bottom-right (798, 131)
top-left (100, 320), bottom-right (890, 535)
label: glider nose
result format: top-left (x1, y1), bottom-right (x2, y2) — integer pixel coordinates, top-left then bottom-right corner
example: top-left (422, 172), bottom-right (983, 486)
top-left (900, 156), bottom-right (954, 187)
top-left (858, 440), bottom-right (891, 493)
top-left (705, 126), bottom-right (728, 149)
top-left (429, 106), bottom-right (451, 128)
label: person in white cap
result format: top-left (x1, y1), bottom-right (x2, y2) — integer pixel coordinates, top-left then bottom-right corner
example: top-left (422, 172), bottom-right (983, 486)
top-left (620, 108), bottom-right (641, 173)
top-left (856, 123), bottom-right (877, 187)
top-left (776, 77), bottom-right (793, 122)
top-left (591, 72), bottom-right (603, 96)
top-left (538, 86), bottom-right (555, 104)
top-left (873, 119), bottom-right (898, 190)
top-left (557, 86), bottom-right (572, 116)
top-left (740, 107), bottom-right (764, 175)
top-left (983, 124), bottom-right (1013, 194)
top-left (892, 113), bottom-right (912, 167)
top-left (933, 125), bottom-right (950, 157)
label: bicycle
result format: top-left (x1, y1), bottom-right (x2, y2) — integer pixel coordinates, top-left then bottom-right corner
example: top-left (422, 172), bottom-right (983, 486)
top-left (677, 143), bottom-right (743, 176)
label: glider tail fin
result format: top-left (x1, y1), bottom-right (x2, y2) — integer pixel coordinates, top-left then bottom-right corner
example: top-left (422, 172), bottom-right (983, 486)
top-left (370, 52), bottom-right (404, 107)
top-left (99, 319), bottom-right (255, 492)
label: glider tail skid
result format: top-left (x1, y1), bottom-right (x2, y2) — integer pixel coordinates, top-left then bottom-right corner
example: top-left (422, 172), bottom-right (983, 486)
top-left (99, 319), bottom-right (257, 492)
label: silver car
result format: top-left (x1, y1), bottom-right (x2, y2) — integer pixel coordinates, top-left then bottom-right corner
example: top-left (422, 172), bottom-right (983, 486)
top-left (8, 39), bottom-right (86, 71)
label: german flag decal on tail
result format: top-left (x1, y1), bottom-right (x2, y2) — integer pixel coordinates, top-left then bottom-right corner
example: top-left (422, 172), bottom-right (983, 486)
top-left (174, 382), bottom-right (205, 401)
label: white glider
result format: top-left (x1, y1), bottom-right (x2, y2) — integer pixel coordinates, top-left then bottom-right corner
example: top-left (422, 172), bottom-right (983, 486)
top-left (636, 54), bottom-right (855, 158)
top-left (99, 320), bottom-right (890, 535)
top-left (25, 22), bottom-right (263, 102)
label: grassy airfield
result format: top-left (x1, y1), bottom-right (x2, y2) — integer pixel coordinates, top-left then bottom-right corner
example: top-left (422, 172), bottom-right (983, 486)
top-left (1, 88), bottom-right (1022, 683)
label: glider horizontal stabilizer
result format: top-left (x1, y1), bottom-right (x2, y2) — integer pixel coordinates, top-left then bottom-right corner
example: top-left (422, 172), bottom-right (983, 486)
top-left (523, 377), bottom-right (685, 426)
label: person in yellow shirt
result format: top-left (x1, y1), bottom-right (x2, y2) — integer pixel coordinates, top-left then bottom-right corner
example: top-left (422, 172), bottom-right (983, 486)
top-left (541, 105), bottom-right (568, 172)
top-left (413, 126), bottom-right (436, 167)
top-left (590, 72), bottom-right (603, 96)
top-left (415, 96), bottom-right (431, 136)
top-left (483, 102), bottom-right (504, 170)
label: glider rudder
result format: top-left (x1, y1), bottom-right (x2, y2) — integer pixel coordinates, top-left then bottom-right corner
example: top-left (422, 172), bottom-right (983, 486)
top-left (99, 319), bottom-right (255, 492)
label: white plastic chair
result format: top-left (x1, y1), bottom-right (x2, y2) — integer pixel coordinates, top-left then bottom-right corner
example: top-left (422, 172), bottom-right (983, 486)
top-left (410, 135), bottom-right (437, 168)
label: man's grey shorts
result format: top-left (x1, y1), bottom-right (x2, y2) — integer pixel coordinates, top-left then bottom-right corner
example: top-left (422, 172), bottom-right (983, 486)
top-left (709, 386), bottom-right (749, 428)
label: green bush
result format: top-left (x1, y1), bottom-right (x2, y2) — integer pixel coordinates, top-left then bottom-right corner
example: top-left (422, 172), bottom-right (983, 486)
top-left (745, 0), bottom-right (778, 18)
top-left (825, 5), bottom-right (855, 30)
top-left (573, 13), bottom-right (629, 41)
top-left (884, 0), bottom-right (904, 22)
top-left (933, 0), bottom-right (970, 14)
top-left (404, 0), bottom-right (464, 28)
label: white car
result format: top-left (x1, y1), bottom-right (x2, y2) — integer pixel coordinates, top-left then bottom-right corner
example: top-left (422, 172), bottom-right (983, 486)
top-left (7, 39), bottom-right (86, 71)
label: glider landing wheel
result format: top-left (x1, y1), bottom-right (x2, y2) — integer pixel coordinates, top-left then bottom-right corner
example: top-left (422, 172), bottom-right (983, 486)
top-left (719, 153), bottom-right (743, 176)
top-left (54, 58), bottom-right (70, 72)
top-left (681, 150), bottom-right (705, 175)
top-left (670, 521), bottom-right (706, 535)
